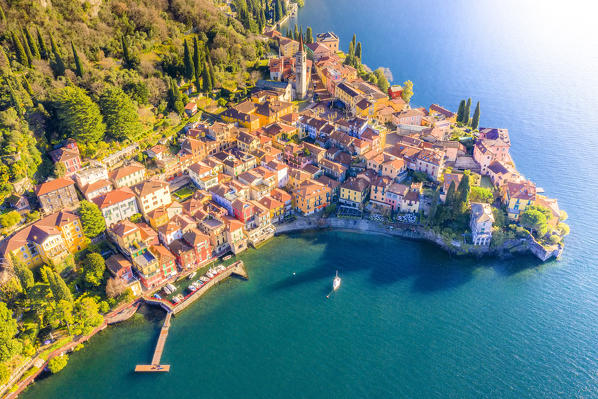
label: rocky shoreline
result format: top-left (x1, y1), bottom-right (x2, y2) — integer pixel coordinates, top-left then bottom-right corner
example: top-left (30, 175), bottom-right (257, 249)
top-left (275, 217), bottom-right (563, 262)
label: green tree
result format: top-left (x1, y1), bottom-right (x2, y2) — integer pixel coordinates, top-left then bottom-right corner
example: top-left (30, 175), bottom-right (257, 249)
top-left (99, 86), bottom-right (142, 141)
top-left (36, 28), bottom-right (48, 60)
top-left (520, 208), bottom-right (548, 237)
top-left (11, 32), bottom-right (28, 67)
top-left (48, 355), bottom-right (69, 373)
top-left (275, 0), bottom-right (283, 22)
top-left (49, 32), bottom-right (66, 76)
top-left (11, 255), bottom-right (34, 293)
top-left (306, 26), bottom-right (313, 44)
top-left (374, 68), bottom-right (389, 93)
top-left (82, 253), bottom-right (106, 287)
top-left (20, 30), bottom-right (34, 67)
top-left (24, 27), bottom-right (40, 59)
top-left (355, 42), bottom-right (362, 62)
top-left (445, 181), bottom-right (457, 207)
top-left (71, 42), bottom-right (83, 77)
top-left (45, 267), bottom-right (72, 302)
top-left (456, 99), bottom-right (465, 123)
top-left (0, 210), bottom-right (21, 229)
top-left (53, 86), bottom-right (105, 145)
top-left (73, 296), bottom-right (103, 335)
top-left (471, 101), bottom-right (480, 130)
top-left (203, 62), bottom-right (213, 92)
top-left (401, 80), bottom-right (414, 103)
top-left (463, 98), bottom-right (471, 125)
top-left (0, 302), bottom-right (22, 362)
top-left (79, 200), bottom-right (106, 238)
top-left (183, 39), bottom-right (194, 81)
top-left (470, 186), bottom-right (493, 203)
top-left (456, 172), bottom-right (471, 214)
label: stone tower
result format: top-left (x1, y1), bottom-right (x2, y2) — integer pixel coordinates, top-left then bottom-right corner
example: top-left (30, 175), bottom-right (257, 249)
top-left (295, 34), bottom-right (307, 100)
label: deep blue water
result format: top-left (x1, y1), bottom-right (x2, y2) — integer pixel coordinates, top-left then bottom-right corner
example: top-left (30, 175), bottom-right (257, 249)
top-left (21, 1), bottom-right (598, 398)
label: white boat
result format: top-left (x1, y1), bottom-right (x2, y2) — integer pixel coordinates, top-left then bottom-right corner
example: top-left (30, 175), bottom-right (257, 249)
top-left (332, 271), bottom-right (341, 291)
top-left (206, 272), bottom-right (214, 278)
top-left (188, 272), bottom-right (197, 280)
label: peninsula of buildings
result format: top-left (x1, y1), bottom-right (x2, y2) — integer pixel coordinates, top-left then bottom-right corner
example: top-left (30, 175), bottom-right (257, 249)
top-left (2, 28), bottom-right (568, 291)
top-left (0, 26), bottom-right (568, 396)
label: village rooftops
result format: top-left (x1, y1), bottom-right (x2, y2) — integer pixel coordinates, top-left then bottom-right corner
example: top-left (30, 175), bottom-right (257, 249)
top-left (92, 187), bottom-right (135, 209)
top-left (429, 104), bottom-right (455, 118)
top-left (132, 179), bottom-right (169, 197)
top-left (505, 180), bottom-right (536, 201)
top-left (35, 178), bottom-right (75, 196)
top-left (109, 162), bottom-right (145, 181)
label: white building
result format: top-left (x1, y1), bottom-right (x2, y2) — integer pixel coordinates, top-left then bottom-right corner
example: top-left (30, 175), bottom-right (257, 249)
top-left (92, 188), bottom-right (139, 227)
top-left (470, 202), bottom-right (494, 246)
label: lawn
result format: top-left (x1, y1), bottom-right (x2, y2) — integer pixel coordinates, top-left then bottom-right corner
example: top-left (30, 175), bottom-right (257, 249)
top-left (172, 185), bottom-right (195, 201)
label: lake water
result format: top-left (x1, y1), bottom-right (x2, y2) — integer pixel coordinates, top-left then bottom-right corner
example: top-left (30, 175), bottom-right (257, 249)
top-left (21, 1), bottom-right (598, 398)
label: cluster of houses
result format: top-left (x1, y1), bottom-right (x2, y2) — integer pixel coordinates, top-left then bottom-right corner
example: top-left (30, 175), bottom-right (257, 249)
top-left (0, 31), bottom-right (564, 296)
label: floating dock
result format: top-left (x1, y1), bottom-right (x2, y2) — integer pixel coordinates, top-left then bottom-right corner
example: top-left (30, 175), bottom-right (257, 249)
top-left (135, 312), bottom-right (172, 373)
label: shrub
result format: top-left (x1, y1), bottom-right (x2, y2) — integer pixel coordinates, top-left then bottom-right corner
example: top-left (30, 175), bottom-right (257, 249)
top-left (48, 354), bottom-right (69, 374)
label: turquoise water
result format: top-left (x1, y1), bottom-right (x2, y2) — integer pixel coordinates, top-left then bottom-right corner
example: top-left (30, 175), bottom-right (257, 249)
top-left (20, 232), bottom-right (598, 398)
top-left (22, 1), bottom-right (598, 398)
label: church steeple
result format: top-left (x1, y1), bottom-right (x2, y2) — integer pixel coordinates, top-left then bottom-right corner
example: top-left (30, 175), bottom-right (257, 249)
top-left (295, 29), bottom-right (307, 100)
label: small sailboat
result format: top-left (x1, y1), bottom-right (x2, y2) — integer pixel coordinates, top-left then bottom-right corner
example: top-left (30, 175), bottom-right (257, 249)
top-left (333, 271), bottom-right (341, 291)
top-left (327, 271), bottom-right (341, 298)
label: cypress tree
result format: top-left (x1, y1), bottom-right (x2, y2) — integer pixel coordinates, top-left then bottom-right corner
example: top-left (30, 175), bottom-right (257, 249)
top-left (456, 99), bottom-right (465, 123)
top-left (456, 173), bottom-right (471, 214)
top-left (22, 76), bottom-right (34, 98)
top-left (24, 28), bottom-right (39, 59)
top-left (192, 37), bottom-right (202, 78)
top-left (36, 28), bottom-right (48, 60)
top-left (0, 4), bottom-right (5, 23)
top-left (203, 62), bottom-right (213, 92)
top-left (294, 24), bottom-right (299, 41)
top-left (49, 33), bottom-right (66, 76)
top-left (446, 181), bottom-right (457, 207)
top-left (471, 101), bottom-right (481, 130)
top-left (183, 39), bottom-right (194, 81)
top-left (52, 271), bottom-right (73, 303)
top-left (71, 42), bottom-right (83, 77)
top-left (11, 32), bottom-right (28, 67)
top-left (306, 27), bottom-right (313, 44)
top-left (0, 46), bottom-right (10, 71)
top-left (121, 36), bottom-right (130, 67)
top-left (275, 0), bottom-right (283, 22)
top-left (11, 255), bottom-right (34, 293)
top-left (20, 30), bottom-right (34, 67)
top-left (209, 60), bottom-right (216, 88)
top-left (299, 26), bottom-right (303, 42)
top-left (463, 98), bottom-right (471, 125)
top-left (351, 34), bottom-right (356, 49)
top-left (355, 42), bottom-right (362, 61)
top-left (281, 0), bottom-right (286, 16)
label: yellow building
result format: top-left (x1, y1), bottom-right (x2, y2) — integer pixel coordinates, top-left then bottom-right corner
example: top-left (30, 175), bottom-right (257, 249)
top-left (258, 195), bottom-right (284, 222)
top-left (292, 180), bottom-right (331, 215)
top-left (221, 100), bottom-right (295, 132)
top-left (339, 177), bottom-right (371, 210)
top-left (502, 180), bottom-right (537, 220)
top-left (2, 211), bottom-right (87, 267)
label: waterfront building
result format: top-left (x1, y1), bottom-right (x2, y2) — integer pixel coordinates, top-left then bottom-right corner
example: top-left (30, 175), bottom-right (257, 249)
top-left (501, 180), bottom-right (537, 221)
top-left (339, 177), bottom-right (371, 210)
top-left (292, 179), bottom-right (331, 215)
top-left (470, 202), bottom-right (494, 246)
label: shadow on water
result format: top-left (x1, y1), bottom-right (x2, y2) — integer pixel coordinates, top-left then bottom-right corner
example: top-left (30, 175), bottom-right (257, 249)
top-left (269, 230), bottom-right (545, 294)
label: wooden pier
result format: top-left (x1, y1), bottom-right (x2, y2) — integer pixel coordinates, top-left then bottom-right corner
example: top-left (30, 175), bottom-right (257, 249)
top-left (135, 261), bottom-right (248, 373)
top-left (135, 312), bottom-right (172, 373)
